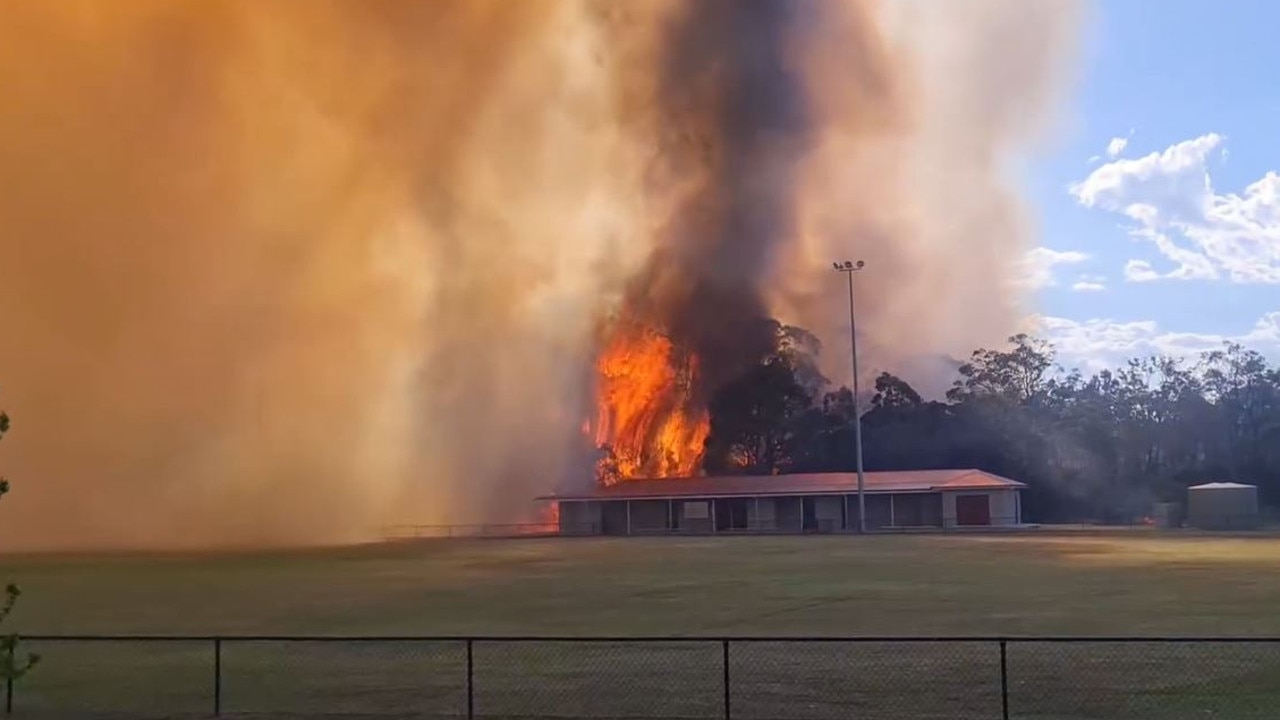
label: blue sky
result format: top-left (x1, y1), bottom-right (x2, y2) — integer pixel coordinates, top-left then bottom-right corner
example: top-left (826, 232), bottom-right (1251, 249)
top-left (1025, 0), bottom-right (1280, 371)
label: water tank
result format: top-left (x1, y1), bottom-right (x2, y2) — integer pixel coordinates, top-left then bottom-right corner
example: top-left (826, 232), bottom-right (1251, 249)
top-left (1187, 482), bottom-right (1259, 530)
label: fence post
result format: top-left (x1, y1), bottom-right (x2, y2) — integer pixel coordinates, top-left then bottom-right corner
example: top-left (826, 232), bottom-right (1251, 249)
top-left (999, 640), bottom-right (1009, 720)
top-left (722, 639), bottom-right (731, 720)
top-left (213, 637), bottom-right (223, 716)
top-left (466, 639), bottom-right (474, 720)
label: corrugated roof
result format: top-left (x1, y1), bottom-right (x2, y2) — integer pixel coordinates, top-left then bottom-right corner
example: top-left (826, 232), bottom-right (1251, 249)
top-left (1188, 482), bottom-right (1257, 490)
top-left (538, 469), bottom-right (1025, 502)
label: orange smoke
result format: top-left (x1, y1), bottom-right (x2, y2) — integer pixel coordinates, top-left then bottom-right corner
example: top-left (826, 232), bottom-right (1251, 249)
top-left (590, 320), bottom-right (709, 484)
top-left (0, 0), bottom-right (1082, 551)
top-left (0, 0), bottom-right (599, 550)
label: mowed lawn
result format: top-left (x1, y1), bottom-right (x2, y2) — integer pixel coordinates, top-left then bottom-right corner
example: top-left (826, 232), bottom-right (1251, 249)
top-left (7, 532), bottom-right (1280, 636)
top-left (5, 533), bottom-right (1280, 719)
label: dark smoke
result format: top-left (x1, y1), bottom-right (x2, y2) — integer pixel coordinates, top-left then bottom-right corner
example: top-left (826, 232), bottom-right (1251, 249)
top-left (616, 1), bottom-right (895, 410)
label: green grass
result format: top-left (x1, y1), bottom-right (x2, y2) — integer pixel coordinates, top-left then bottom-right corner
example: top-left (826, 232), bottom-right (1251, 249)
top-left (5, 533), bottom-right (1280, 717)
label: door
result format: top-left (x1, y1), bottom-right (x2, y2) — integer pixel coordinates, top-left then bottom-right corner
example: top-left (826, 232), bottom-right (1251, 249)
top-left (955, 494), bottom-right (991, 526)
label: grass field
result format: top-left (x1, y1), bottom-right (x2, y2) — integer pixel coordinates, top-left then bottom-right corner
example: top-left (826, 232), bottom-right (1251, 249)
top-left (5, 532), bottom-right (1280, 718)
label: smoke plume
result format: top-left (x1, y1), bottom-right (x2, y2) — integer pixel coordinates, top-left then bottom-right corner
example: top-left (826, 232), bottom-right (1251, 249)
top-left (0, 0), bottom-right (1081, 550)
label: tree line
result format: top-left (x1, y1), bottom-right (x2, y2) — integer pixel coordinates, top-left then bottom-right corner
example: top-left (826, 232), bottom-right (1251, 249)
top-left (702, 322), bottom-right (1280, 523)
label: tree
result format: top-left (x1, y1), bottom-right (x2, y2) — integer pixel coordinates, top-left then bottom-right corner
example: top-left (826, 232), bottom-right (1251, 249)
top-left (702, 322), bottom-right (824, 475)
top-left (1200, 343), bottom-right (1280, 491)
top-left (946, 334), bottom-right (1056, 405)
top-left (693, 318), bottom-right (1280, 524)
top-left (703, 357), bottom-right (813, 475)
top-left (859, 373), bottom-right (955, 471)
top-left (0, 409), bottom-right (39, 685)
top-left (870, 372), bottom-right (924, 411)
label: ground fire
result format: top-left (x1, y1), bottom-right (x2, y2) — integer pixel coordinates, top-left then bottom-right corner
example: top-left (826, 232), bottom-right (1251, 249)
top-left (589, 318), bottom-right (710, 486)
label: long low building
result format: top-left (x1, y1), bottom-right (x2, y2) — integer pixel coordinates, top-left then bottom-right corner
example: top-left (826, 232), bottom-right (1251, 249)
top-left (538, 469), bottom-right (1026, 535)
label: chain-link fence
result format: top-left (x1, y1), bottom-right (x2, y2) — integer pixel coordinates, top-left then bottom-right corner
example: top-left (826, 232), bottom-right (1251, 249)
top-left (8, 636), bottom-right (1280, 718)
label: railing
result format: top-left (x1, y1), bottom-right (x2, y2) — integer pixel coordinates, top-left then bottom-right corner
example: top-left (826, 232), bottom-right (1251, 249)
top-left (9, 635), bottom-right (1280, 718)
top-left (383, 523), bottom-right (561, 540)
top-left (384, 517), bottom-right (1279, 539)
top-left (553, 516), bottom-right (1033, 536)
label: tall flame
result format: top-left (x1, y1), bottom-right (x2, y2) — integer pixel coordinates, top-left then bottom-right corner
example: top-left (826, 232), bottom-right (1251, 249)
top-left (590, 319), bottom-right (710, 485)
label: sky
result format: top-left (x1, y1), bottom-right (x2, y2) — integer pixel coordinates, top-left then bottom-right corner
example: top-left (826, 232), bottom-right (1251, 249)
top-left (1024, 0), bottom-right (1280, 374)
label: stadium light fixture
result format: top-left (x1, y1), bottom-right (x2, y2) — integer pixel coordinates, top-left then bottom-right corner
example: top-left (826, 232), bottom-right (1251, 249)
top-left (832, 260), bottom-right (867, 534)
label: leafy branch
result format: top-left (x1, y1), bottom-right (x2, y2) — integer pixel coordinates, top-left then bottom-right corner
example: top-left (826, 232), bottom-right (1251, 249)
top-left (0, 585), bottom-right (39, 681)
top-left (0, 409), bottom-right (39, 682)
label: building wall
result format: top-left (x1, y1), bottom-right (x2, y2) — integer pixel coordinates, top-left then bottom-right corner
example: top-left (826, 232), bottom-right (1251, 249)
top-left (941, 489), bottom-right (1021, 527)
top-left (559, 488), bottom-right (1023, 535)
top-left (681, 500), bottom-right (714, 534)
top-left (748, 498), bottom-right (777, 530)
top-left (888, 493), bottom-right (943, 527)
top-left (813, 496), bottom-right (843, 531)
top-left (559, 501), bottom-right (601, 535)
top-left (601, 501), bottom-right (629, 535)
top-left (923, 493), bottom-right (944, 527)
top-left (775, 497), bottom-right (803, 532)
top-left (630, 500), bottom-right (670, 533)
top-left (1187, 487), bottom-right (1259, 529)
top-left (865, 494), bottom-right (892, 529)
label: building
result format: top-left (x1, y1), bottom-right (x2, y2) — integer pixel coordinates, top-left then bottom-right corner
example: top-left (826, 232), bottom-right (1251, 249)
top-left (539, 469), bottom-right (1026, 535)
top-left (1186, 482), bottom-right (1260, 530)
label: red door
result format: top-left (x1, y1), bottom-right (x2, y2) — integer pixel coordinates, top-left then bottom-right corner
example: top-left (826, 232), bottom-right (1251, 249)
top-left (955, 495), bottom-right (991, 526)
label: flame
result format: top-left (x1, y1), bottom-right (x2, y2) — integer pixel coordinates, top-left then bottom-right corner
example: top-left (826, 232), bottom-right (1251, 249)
top-left (508, 501), bottom-right (559, 536)
top-left (590, 320), bottom-right (710, 485)
top-left (541, 501), bottom-right (560, 527)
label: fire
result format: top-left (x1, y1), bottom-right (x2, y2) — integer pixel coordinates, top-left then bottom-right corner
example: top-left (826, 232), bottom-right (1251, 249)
top-left (508, 501), bottom-right (559, 537)
top-left (542, 501), bottom-right (560, 527)
top-left (589, 320), bottom-right (710, 485)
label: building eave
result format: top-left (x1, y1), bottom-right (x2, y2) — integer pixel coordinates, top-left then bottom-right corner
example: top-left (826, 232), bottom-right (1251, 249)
top-left (535, 469), bottom-right (1026, 503)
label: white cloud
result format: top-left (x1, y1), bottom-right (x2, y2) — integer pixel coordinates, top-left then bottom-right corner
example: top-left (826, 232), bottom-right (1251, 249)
top-left (1019, 247), bottom-right (1089, 289)
top-left (1069, 133), bottom-right (1280, 283)
top-left (1036, 311), bottom-right (1280, 374)
top-left (1089, 130), bottom-right (1134, 164)
top-left (1070, 275), bottom-right (1106, 292)
top-left (1122, 259), bottom-right (1160, 283)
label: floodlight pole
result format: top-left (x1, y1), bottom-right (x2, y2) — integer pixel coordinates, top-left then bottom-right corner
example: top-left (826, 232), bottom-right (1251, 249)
top-left (834, 260), bottom-right (867, 533)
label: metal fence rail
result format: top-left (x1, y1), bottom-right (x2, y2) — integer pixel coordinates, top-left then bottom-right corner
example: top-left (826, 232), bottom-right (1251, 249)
top-left (383, 523), bottom-right (561, 540)
top-left (380, 517), bottom-right (1280, 540)
top-left (9, 635), bottom-right (1280, 718)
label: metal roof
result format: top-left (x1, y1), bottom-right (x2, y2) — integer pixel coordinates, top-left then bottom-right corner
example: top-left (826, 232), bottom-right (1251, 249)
top-left (1188, 482), bottom-right (1257, 490)
top-left (537, 469), bottom-right (1025, 502)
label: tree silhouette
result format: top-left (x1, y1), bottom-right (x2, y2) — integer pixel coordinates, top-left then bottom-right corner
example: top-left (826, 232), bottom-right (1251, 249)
top-left (700, 324), bottom-right (1280, 523)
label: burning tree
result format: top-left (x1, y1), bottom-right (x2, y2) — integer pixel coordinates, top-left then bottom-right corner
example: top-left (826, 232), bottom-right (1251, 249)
top-left (588, 316), bottom-right (824, 485)
top-left (588, 318), bottom-right (710, 485)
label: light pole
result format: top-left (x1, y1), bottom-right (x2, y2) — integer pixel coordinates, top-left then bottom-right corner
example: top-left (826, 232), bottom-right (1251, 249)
top-left (832, 260), bottom-right (866, 533)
